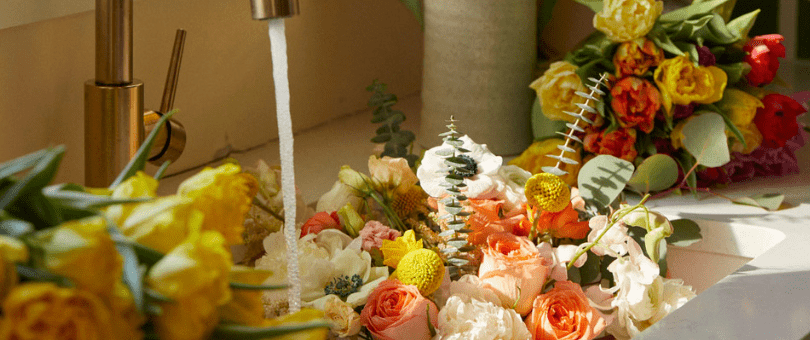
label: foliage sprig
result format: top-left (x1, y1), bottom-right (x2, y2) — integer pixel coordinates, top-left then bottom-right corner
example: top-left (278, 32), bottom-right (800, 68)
top-left (367, 80), bottom-right (418, 167)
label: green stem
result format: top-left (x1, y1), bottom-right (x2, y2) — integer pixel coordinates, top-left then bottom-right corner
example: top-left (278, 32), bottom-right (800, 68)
top-left (567, 194), bottom-right (650, 270)
top-left (252, 197), bottom-right (285, 222)
top-left (368, 191), bottom-right (407, 232)
top-left (528, 208), bottom-right (541, 242)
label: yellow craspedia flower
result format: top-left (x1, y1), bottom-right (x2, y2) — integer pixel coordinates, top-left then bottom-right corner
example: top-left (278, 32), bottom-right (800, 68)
top-left (530, 61), bottom-right (589, 123)
top-left (525, 173), bottom-right (570, 213)
top-left (106, 171), bottom-right (158, 226)
top-left (0, 282), bottom-right (115, 340)
top-left (594, 0), bottom-right (663, 42)
top-left (38, 216), bottom-right (122, 298)
top-left (509, 138), bottom-right (581, 186)
top-left (0, 236), bottom-right (28, 300)
top-left (380, 230), bottom-right (422, 268)
top-left (654, 55), bottom-right (728, 115)
top-left (178, 163), bottom-right (259, 245)
top-left (395, 248), bottom-right (445, 296)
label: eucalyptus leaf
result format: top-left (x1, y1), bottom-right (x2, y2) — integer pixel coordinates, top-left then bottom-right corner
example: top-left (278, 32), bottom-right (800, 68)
top-left (577, 155), bottom-right (634, 209)
top-left (732, 193), bottom-right (784, 211)
top-left (682, 112), bottom-right (730, 167)
top-left (668, 219), bottom-right (702, 247)
top-left (628, 154), bottom-right (679, 193)
top-left (0, 148), bottom-right (47, 180)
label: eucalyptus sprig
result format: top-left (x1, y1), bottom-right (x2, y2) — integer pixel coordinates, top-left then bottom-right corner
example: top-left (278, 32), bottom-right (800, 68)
top-left (435, 117), bottom-right (476, 278)
top-left (367, 80), bottom-right (418, 167)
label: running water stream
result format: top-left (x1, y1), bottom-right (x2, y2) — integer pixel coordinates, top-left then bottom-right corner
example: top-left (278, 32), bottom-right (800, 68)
top-left (268, 18), bottom-right (301, 313)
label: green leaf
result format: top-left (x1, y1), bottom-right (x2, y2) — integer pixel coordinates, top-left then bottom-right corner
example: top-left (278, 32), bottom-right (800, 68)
top-left (659, 0), bottom-right (734, 22)
top-left (371, 134), bottom-right (391, 143)
top-left (667, 219), bottom-right (702, 247)
top-left (43, 184), bottom-right (148, 211)
top-left (230, 282), bottom-right (289, 290)
top-left (566, 264), bottom-right (582, 284)
top-left (716, 62), bottom-right (750, 85)
top-left (708, 104), bottom-right (747, 150)
top-left (0, 218), bottom-right (34, 237)
top-left (0, 148), bottom-right (47, 180)
top-left (397, 0), bottom-right (424, 29)
top-left (110, 109), bottom-right (177, 189)
top-left (627, 154), bottom-right (679, 193)
top-left (16, 264), bottom-right (73, 287)
top-left (144, 287), bottom-right (174, 303)
top-left (577, 154), bottom-right (635, 209)
top-left (572, 0), bottom-right (603, 13)
top-left (154, 161), bottom-right (171, 180)
top-left (726, 9), bottom-right (760, 40)
top-left (682, 112), bottom-right (730, 167)
top-left (0, 146), bottom-right (65, 212)
top-left (578, 250), bottom-right (602, 284)
top-left (732, 193), bottom-right (785, 211)
top-left (106, 221), bottom-right (144, 312)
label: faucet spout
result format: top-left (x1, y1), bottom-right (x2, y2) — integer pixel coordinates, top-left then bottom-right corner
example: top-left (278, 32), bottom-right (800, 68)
top-left (250, 0), bottom-right (299, 20)
top-left (85, 0), bottom-right (143, 187)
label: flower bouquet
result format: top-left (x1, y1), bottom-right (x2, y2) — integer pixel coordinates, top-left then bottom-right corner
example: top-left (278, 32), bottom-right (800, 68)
top-left (246, 82), bottom-right (705, 340)
top-left (514, 0), bottom-right (808, 204)
top-left (0, 112), bottom-right (329, 340)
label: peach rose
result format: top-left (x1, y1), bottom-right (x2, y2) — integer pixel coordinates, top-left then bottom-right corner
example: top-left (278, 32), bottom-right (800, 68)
top-left (300, 211), bottom-right (342, 237)
top-left (360, 279), bottom-right (439, 340)
top-left (526, 281), bottom-right (608, 340)
top-left (479, 233), bottom-right (552, 315)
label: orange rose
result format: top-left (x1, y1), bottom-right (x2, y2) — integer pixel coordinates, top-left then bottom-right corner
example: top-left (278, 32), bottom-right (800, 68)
top-left (467, 199), bottom-right (527, 245)
top-left (583, 128), bottom-right (638, 162)
top-left (610, 77), bottom-right (661, 133)
top-left (613, 39), bottom-right (664, 78)
top-left (360, 279), bottom-right (439, 340)
top-left (526, 281), bottom-right (608, 340)
top-left (536, 202), bottom-right (590, 239)
top-left (479, 233), bottom-right (552, 315)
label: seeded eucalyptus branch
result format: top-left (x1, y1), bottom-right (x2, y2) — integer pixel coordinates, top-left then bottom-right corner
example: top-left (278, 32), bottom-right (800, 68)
top-left (542, 73), bottom-right (609, 176)
top-left (366, 80), bottom-right (418, 167)
top-left (435, 117), bottom-right (476, 278)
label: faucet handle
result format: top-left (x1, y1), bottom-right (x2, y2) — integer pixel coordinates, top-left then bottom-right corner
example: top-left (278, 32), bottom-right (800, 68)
top-left (146, 29), bottom-right (187, 165)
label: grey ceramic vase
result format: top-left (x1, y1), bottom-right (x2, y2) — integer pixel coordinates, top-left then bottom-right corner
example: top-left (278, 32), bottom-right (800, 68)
top-left (420, 0), bottom-right (537, 155)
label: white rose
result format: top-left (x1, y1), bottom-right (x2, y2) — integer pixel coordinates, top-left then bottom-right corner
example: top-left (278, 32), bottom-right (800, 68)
top-left (314, 294), bottom-right (362, 338)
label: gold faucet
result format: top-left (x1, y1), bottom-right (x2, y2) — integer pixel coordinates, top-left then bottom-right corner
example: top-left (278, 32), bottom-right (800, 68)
top-left (84, 0), bottom-right (297, 187)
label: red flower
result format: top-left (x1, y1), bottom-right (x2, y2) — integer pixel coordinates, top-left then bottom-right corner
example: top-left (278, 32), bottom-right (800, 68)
top-left (610, 77), bottom-right (661, 133)
top-left (300, 211), bottom-right (342, 237)
top-left (583, 128), bottom-right (638, 161)
top-left (753, 93), bottom-right (806, 148)
top-left (743, 34), bottom-right (785, 87)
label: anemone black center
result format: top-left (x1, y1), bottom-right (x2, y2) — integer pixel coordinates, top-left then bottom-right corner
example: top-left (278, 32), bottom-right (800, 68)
top-left (452, 154), bottom-right (478, 178)
top-left (324, 274), bottom-right (363, 299)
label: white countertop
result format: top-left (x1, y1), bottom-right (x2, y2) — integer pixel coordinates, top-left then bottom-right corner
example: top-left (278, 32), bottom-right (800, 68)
top-left (160, 89), bottom-right (810, 340)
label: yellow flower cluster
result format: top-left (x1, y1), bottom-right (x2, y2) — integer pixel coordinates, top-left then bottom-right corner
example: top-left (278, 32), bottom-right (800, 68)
top-left (380, 230), bottom-right (445, 296)
top-left (525, 173), bottom-right (571, 213)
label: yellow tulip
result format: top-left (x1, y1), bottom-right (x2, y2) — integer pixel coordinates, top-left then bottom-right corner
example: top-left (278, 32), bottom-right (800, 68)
top-left (178, 163), bottom-right (259, 245)
top-left (0, 236), bottom-right (27, 300)
top-left (509, 138), bottom-right (581, 186)
top-left (654, 55), bottom-right (728, 115)
top-left (716, 89), bottom-right (764, 128)
top-left (0, 282), bottom-right (115, 340)
top-left (106, 171), bottom-right (158, 226)
top-left (530, 61), bottom-right (589, 123)
top-left (39, 216), bottom-right (122, 298)
top-left (147, 229), bottom-right (232, 340)
top-left (261, 308), bottom-right (330, 340)
top-left (219, 266), bottom-right (273, 326)
top-left (594, 0), bottom-right (663, 42)
top-left (731, 123), bottom-right (763, 154)
top-left (118, 195), bottom-right (201, 253)
top-left (670, 117), bottom-right (692, 150)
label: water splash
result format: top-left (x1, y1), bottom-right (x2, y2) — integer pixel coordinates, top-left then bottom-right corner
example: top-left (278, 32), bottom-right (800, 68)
top-left (268, 18), bottom-right (301, 313)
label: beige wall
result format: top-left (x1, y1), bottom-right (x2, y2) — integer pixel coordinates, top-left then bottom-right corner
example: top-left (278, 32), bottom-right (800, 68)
top-left (0, 0), bottom-right (423, 184)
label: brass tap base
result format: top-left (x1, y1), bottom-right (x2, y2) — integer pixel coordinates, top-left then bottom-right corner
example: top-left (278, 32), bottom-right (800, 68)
top-left (144, 110), bottom-right (186, 165)
top-left (84, 80), bottom-right (144, 187)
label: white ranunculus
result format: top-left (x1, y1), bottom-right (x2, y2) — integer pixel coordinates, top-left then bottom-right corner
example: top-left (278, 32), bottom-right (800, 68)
top-left (649, 278), bottom-right (696, 324)
top-left (313, 294), bottom-right (363, 338)
top-left (417, 135), bottom-right (502, 199)
top-left (606, 238), bottom-right (663, 340)
top-left (477, 165), bottom-right (531, 214)
top-left (256, 229), bottom-right (388, 313)
top-left (434, 295), bottom-right (531, 340)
